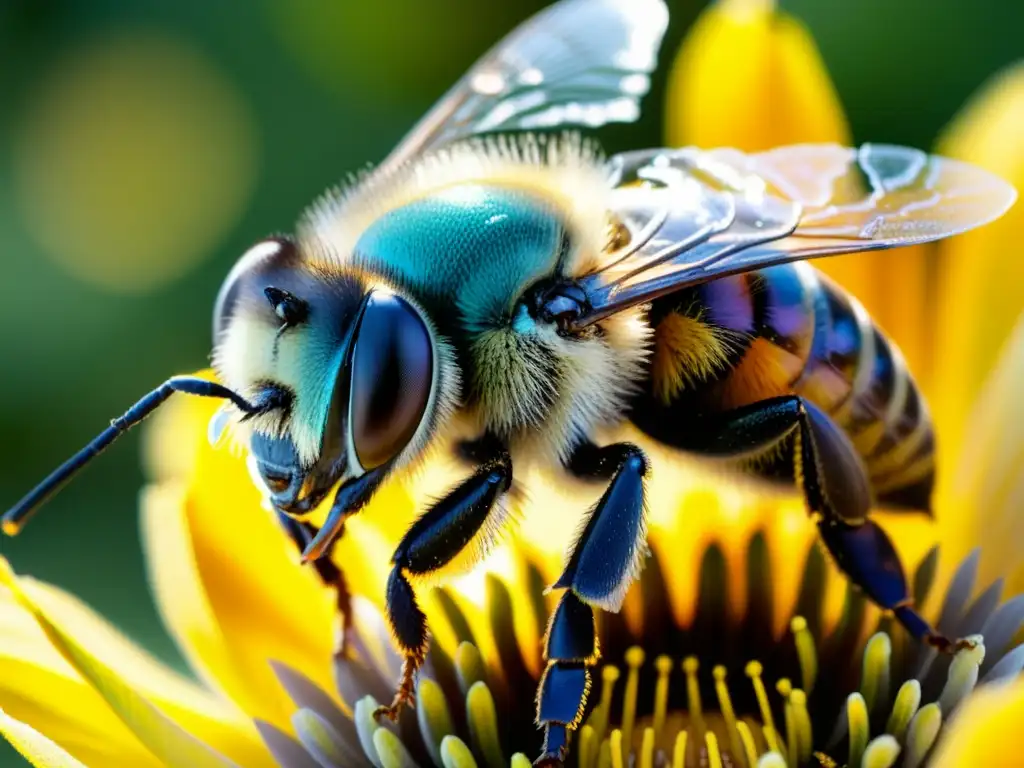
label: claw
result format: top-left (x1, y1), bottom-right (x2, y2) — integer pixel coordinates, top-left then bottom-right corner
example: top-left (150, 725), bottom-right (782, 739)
top-left (925, 633), bottom-right (978, 655)
top-left (373, 655), bottom-right (420, 722)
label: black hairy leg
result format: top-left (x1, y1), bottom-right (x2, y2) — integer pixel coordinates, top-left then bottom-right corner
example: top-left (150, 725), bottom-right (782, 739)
top-left (274, 510), bottom-right (354, 656)
top-left (376, 436), bottom-right (513, 722)
top-left (536, 441), bottom-right (649, 765)
top-left (669, 395), bottom-right (972, 654)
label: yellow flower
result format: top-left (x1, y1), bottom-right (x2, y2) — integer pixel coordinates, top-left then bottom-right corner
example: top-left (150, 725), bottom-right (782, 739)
top-left (3, 7), bottom-right (1024, 768)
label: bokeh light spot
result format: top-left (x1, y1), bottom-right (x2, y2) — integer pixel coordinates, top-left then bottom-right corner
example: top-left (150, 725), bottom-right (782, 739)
top-left (13, 33), bottom-right (259, 294)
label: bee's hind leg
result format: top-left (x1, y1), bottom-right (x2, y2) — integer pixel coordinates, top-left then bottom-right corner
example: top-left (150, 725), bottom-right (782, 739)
top-left (274, 510), bottom-right (355, 656)
top-left (670, 395), bottom-right (973, 654)
top-left (376, 435), bottom-right (513, 722)
top-left (536, 441), bottom-right (649, 766)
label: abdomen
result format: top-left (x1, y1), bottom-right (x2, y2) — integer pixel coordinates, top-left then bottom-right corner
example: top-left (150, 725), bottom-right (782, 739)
top-left (632, 262), bottom-right (935, 511)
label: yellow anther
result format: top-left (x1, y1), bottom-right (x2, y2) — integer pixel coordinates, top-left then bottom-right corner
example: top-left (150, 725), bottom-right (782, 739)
top-left (782, 688), bottom-right (797, 767)
top-left (683, 656), bottom-right (704, 733)
top-left (860, 633), bottom-right (891, 715)
top-left (885, 680), bottom-right (921, 742)
top-left (653, 656), bottom-right (673, 745)
top-left (736, 721), bottom-right (759, 768)
top-left (639, 727), bottom-right (655, 768)
top-left (706, 731), bottom-right (723, 768)
top-left (597, 738), bottom-right (612, 768)
top-left (713, 665), bottom-right (743, 766)
top-left (776, 677), bottom-right (793, 698)
top-left (621, 649), bottom-right (644, 756)
top-left (609, 729), bottom-right (624, 768)
top-left (577, 725), bottom-right (596, 768)
top-left (904, 703), bottom-right (942, 768)
top-left (672, 730), bottom-right (688, 768)
top-left (790, 616), bottom-right (818, 694)
top-left (847, 692), bottom-right (869, 768)
top-left (789, 689), bottom-right (813, 764)
top-left (745, 660), bottom-right (777, 740)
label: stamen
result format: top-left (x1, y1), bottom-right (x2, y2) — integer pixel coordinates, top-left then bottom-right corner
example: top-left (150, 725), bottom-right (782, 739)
top-left (653, 655), bottom-right (673, 744)
top-left (884, 680), bottom-right (921, 742)
top-left (846, 692), bottom-right (869, 768)
top-left (756, 752), bottom-right (786, 768)
top-left (776, 678), bottom-right (797, 767)
top-left (639, 727), bottom-right (655, 768)
top-left (373, 727), bottom-right (416, 768)
top-left (672, 731), bottom-right (687, 768)
top-left (586, 665), bottom-right (620, 754)
top-left (735, 720), bottom-right (759, 768)
top-left (293, 707), bottom-right (361, 766)
top-left (621, 647), bottom-right (645, 752)
top-left (790, 616), bottom-right (818, 693)
top-left (440, 734), bottom-right (477, 768)
top-left (744, 661), bottom-right (777, 740)
top-left (713, 665), bottom-right (742, 762)
top-left (705, 731), bottom-right (723, 768)
top-left (416, 678), bottom-right (455, 765)
top-left (761, 725), bottom-right (782, 756)
top-left (511, 755), bottom-right (531, 768)
top-left (466, 681), bottom-right (504, 768)
top-left (904, 703), bottom-right (942, 768)
top-left (860, 633), bottom-right (891, 715)
top-left (598, 737), bottom-right (612, 768)
top-left (354, 696), bottom-right (384, 766)
top-left (861, 734), bottom-right (901, 768)
top-left (683, 656), bottom-right (704, 733)
top-left (789, 689), bottom-right (812, 764)
top-left (938, 635), bottom-right (985, 713)
top-left (609, 729), bottom-right (625, 768)
top-left (577, 724), bottom-right (596, 768)
top-left (454, 641), bottom-right (486, 695)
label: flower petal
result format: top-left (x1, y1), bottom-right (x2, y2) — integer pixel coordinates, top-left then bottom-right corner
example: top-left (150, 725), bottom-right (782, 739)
top-left (930, 677), bottom-right (1024, 767)
top-left (17, 577), bottom-right (273, 767)
top-left (142, 389), bottom-right (337, 730)
top-left (0, 561), bottom-right (237, 767)
top-left (932, 63), bottom-right (1024, 486)
top-left (0, 708), bottom-right (88, 768)
top-left (0, 579), bottom-right (163, 767)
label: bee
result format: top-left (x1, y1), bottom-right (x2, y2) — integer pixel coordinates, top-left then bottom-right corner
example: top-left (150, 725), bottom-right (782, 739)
top-left (3, 0), bottom-right (1016, 763)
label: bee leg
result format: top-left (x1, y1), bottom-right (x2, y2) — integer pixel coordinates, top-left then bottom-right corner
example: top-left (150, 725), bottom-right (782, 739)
top-left (274, 510), bottom-right (354, 656)
top-left (677, 396), bottom-right (969, 653)
top-left (375, 437), bottom-right (513, 723)
top-left (535, 442), bottom-right (649, 765)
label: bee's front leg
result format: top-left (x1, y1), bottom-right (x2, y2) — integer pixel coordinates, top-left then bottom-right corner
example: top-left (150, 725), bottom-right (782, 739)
top-left (274, 510), bottom-right (354, 656)
top-left (537, 441), bottom-right (649, 766)
top-left (376, 436), bottom-right (513, 722)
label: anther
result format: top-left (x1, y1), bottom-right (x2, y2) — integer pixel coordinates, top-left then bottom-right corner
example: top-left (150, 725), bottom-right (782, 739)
top-left (885, 680), bottom-right (921, 742)
top-left (704, 731), bottom-right (723, 768)
top-left (846, 692), bottom-right (869, 768)
top-left (790, 615), bottom-right (818, 694)
top-left (904, 703), bottom-right (942, 768)
top-left (652, 656), bottom-right (672, 745)
top-left (938, 635), bottom-right (985, 713)
top-left (671, 731), bottom-right (687, 768)
top-left (712, 665), bottom-right (742, 763)
top-left (682, 656), bottom-right (703, 734)
top-left (735, 721), bottom-right (759, 768)
top-left (861, 632), bottom-right (892, 715)
top-left (639, 727), bottom-right (655, 768)
top-left (745, 661), bottom-right (778, 743)
top-left (621, 648), bottom-right (644, 757)
top-left (609, 729), bottom-right (624, 768)
top-left (789, 689), bottom-right (813, 764)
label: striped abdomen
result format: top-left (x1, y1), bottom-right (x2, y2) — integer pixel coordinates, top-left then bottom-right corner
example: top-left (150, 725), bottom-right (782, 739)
top-left (642, 261), bottom-right (935, 511)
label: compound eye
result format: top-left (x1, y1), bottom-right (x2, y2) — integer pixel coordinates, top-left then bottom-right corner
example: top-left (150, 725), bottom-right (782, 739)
top-left (349, 292), bottom-right (433, 471)
top-left (213, 237), bottom-right (299, 342)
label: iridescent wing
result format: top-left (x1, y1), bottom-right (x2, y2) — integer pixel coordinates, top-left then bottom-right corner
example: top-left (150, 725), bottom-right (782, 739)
top-left (377, 0), bottom-right (669, 174)
top-left (574, 143), bottom-right (1017, 327)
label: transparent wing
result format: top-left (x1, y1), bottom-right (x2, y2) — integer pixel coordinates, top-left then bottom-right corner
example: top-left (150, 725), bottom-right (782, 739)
top-left (378, 0), bottom-right (669, 174)
top-left (575, 143), bottom-right (1017, 326)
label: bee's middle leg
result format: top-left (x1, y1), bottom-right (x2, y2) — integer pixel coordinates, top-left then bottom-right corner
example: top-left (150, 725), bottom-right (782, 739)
top-left (676, 396), bottom-right (972, 654)
top-left (376, 435), bottom-right (513, 722)
top-left (536, 441), bottom-right (649, 765)
top-left (275, 510), bottom-right (354, 655)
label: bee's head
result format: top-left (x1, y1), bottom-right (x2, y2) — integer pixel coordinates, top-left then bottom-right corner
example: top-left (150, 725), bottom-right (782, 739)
top-left (213, 236), bottom-right (451, 515)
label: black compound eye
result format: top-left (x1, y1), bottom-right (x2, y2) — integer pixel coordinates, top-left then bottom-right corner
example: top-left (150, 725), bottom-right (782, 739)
top-left (350, 292), bottom-right (434, 471)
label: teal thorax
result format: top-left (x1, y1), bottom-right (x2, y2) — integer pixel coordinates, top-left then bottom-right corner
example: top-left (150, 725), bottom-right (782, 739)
top-left (353, 184), bottom-right (569, 338)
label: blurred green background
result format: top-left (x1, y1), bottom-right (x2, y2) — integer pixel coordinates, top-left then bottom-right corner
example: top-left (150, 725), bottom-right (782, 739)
top-left (0, 1), bottom-right (1020, 764)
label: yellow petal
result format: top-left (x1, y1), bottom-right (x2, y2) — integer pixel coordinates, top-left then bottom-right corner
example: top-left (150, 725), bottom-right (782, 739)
top-left (0, 582), bottom-right (162, 767)
top-left (929, 678), bottom-right (1024, 767)
top-left (19, 578), bottom-right (273, 767)
top-left (943, 313), bottom-right (1024, 587)
top-left (142, 389), bottom-right (339, 729)
top-left (0, 708), bottom-right (88, 768)
top-left (932, 62), bottom-right (1024, 483)
top-left (0, 561), bottom-right (237, 767)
